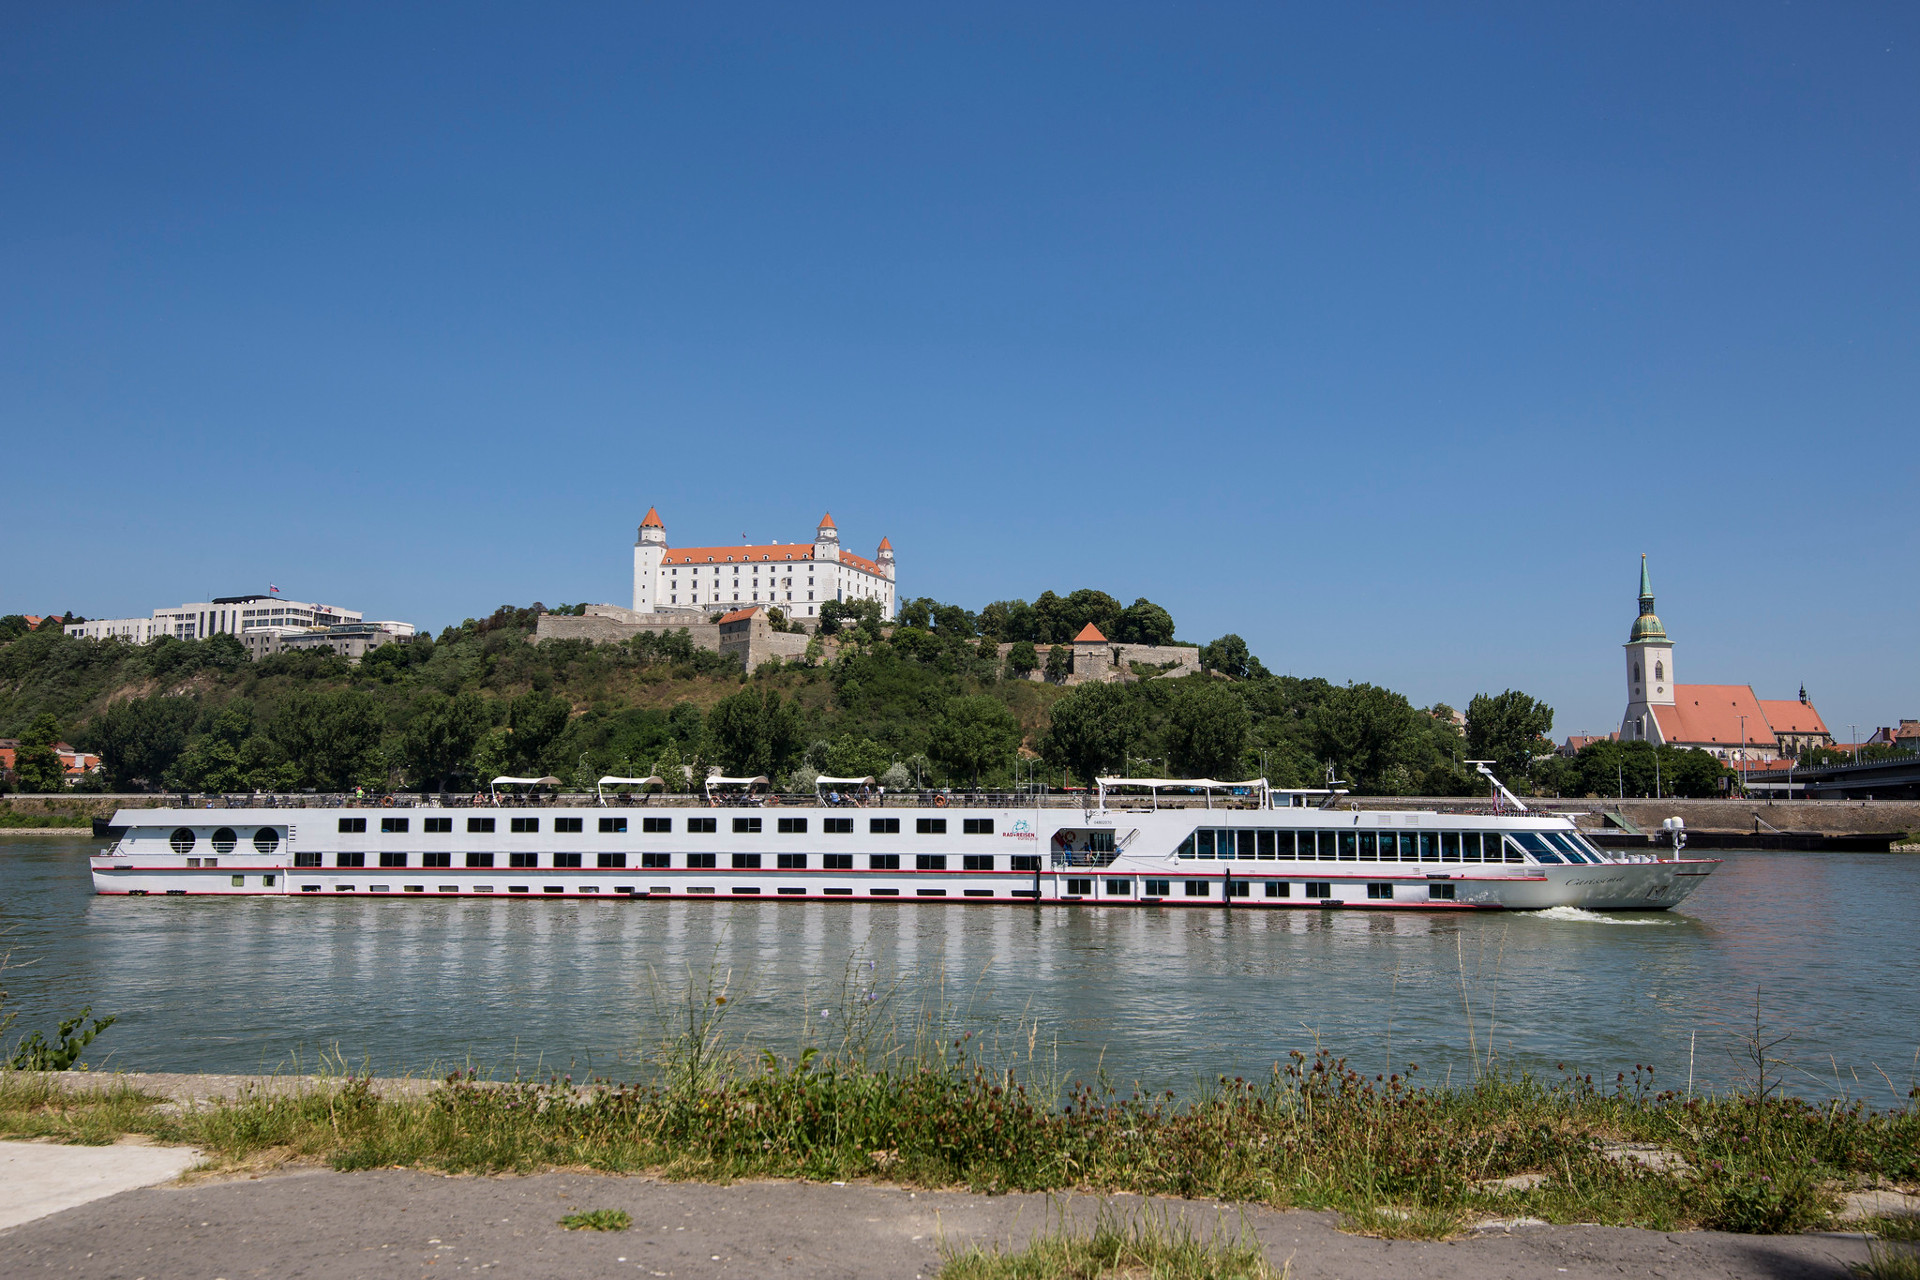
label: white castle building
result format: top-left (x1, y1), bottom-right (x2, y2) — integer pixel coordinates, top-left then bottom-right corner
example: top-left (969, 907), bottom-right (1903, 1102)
top-left (632, 509), bottom-right (896, 620)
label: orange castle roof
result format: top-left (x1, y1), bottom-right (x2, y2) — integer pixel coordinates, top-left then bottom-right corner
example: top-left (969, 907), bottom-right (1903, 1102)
top-left (1072, 622), bottom-right (1108, 643)
top-left (716, 607), bottom-right (760, 624)
top-left (817, 512), bottom-right (836, 529)
top-left (662, 544), bottom-right (816, 565)
top-left (877, 536), bottom-right (892, 551)
top-left (640, 507), bottom-right (664, 528)
top-left (840, 550), bottom-right (883, 575)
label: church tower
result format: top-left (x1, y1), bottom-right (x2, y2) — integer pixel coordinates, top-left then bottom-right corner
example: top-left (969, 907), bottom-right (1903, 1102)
top-left (1619, 554), bottom-right (1675, 742)
top-left (633, 507), bottom-right (666, 613)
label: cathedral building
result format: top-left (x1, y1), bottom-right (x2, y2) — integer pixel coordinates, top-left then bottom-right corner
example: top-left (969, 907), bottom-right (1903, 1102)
top-left (631, 509), bottom-right (895, 620)
top-left (1618, 556), bottom-right (1830, 762)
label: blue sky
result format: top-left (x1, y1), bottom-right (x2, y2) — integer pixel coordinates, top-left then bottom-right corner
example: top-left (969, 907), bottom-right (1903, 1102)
top-left (3, 3), bottom-right (1915, 741)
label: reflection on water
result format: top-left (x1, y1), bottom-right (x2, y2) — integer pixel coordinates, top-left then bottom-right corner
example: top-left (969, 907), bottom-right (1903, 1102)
top-left (2, 841), bottom-right (1915, 1099)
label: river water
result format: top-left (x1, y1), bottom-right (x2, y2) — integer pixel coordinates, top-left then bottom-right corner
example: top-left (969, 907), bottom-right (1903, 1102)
top-left (2, 839), bottom-right (1914, 1101)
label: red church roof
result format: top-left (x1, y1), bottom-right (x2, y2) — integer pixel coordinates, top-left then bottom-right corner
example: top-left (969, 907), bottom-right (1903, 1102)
top-left (1758, 699), bottom-right (1829, 737)
top-left (1072, 622), bottom-right (1107, 643)
top-left (1651, 685), bottom-right (1779, 749)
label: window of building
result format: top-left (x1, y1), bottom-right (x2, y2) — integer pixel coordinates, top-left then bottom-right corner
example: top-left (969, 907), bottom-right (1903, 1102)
top-left (963, 855), bottom-right (993, 871)
top-left (916, 818), bottom-right (947, 835)
top-left (870, 854), bottom-right (900, 870)
top-left (381, 817), bottom-right (409, 834)
top-left (380, 851), bottom-right (407, 868)
top-left (424, 851), bottom-right (452, 868)
top-left (554, 853), bottom-right (583, 868)
top-left (962, 818), bottom-right (994, 835)
top-left (555, 817), bottom-right (583, 834)
top-left (468, 818), bottom-right (495, 833)
top-left (337, 852), bottom-right (365, 868)
top-left (509, 852), bottom-right (538, 868)
top-left (424, 818), bottom-right (452, 834)
top-left (466, 852), bottom-right (494, 868)
top-left (511, 817), bottom-right (539, 834)
top-left (870, 818), bottom-right (900, 834)
top-left (916, 855), bottom-right (947, 871)
top-left (778, 817), bottom-right (808, 834)
top-left (824, 818), bottom-right (853, 834)
top-left (339, 818), bottom-right (366, 834)
top-left (687, 852), bottom-right (717, 868)
top-left (733, 817), bottom-right (761, 834)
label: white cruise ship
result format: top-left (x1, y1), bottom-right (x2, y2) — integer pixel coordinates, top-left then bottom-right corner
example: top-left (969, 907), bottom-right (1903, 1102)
top-left (91, 773), bottom-right (1717, 912)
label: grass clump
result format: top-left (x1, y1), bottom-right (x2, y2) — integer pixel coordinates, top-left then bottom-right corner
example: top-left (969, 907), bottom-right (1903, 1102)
top-left (558, 1209), bottom-right (631, 1231)
top-left (941, 1208), bottom-right (1279, 1280)
top-left (1858, 1241), bottom-right (1920, 1280)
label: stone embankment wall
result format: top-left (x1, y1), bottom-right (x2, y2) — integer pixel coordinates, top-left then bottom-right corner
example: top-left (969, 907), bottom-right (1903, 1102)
top-left (1352, 795), bottom-right (1920, 835)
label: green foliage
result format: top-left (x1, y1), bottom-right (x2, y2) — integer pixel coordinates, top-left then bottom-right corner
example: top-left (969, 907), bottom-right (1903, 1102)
top-left (12, 713), bottom-right (66, 792)
top-left (268, 690), bottom-right (384, 791)
top-left (707, 688), bottom-right (805, 777)
top-left (7, 1006), bottom-right (117, 1071)
top-left (1543, 739), bottom-right (1731, 799)
top-left (1163, 681), bottom-right (1251, 779)
top-left (401, 692), bottom-right (491, 792)
top-left (928, 696), bottom-right (1022, 787)
top-left (506, 691), bottom-right (571, 773)
top-left (1043, 645), bottom-right (1070, 684)
top-left (1198, 634), bottom-right (1266, 680)
top-left (92, 696), bottom-right (200, 790)
top-left (1044, 683), bottom-right (1141, 785)
top-left (558, 1209), bottom-right (632, 1232)
top-left (942, 1210), bottom-right (1276, 1280)
top-left (1003, 641), bottom-right (1037, 677)
top-left (1466, 690), bottom-right (1555, 783)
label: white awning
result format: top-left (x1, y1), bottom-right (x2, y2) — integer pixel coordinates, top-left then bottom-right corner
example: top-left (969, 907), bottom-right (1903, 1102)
top-left (703, 775), bottom-right (769, 790)
top-left (1095, 777), bottom-right (1270, 810)
top-left (814, 775), bottom-right (876, 787)
top-left (596, 775), bottom-right (665, 805)
top-left (490, 775), bottom-right (563, 786)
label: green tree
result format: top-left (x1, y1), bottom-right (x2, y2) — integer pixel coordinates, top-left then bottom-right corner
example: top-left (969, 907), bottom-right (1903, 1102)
top-left (1311, 683), bottom-right (1426, 793)
top-left (1465, 690), bottom-right (1555, 787)
top-left (1044, 645), bottom-right (1071, 684)
top-left (1043, 683), bottom-right (1141, 786)
top-left (1004, 641), bottom-right (1038, 678)
top-left (1117, 598), bottom-right (1176, 646)
top-left (707, 688), bottom-right (805, 778)
top-left (1164, 681), bottom-right (1251, 779)
top-left (13, 713), bottom-right (66, 793)
top-left (928, 695), bottom-right (1021, 787)
top-left (269, 690), bottom-right (383, 791)
top-left (1199, 634), bottom-right (1267, 680)
top-left (167, 703), bottom-right (289, 793)
top-left (91, 696), bottom-right (200, 791)
top-left (507, 690), bottom-right (571, 773)
top-left (401, 692), bottom-right (490, 792)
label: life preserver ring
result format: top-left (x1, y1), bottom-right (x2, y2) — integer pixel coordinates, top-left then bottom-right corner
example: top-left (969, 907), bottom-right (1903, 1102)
top-left (766, 794), bottom-right (780, 807)
top-left (934, 794), bottom-right (948, 808)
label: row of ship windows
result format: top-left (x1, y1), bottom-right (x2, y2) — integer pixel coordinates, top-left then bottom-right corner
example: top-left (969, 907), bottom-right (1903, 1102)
top-left (1176, 829), bottom-right (1608, 865)
top-left (332, 816), bottom-right (994, 836)
top-left (295, 851), bottom-right (1047, 871)
top-left (250, 880), bottom-right (1453, 900)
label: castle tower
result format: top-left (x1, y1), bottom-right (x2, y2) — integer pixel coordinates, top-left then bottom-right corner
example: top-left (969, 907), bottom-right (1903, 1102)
top-left (633, 507), bottom-right (666, 612)
top-left (1619, 554), bottom-right (1675, 742)
top-left (876, 536), bottom-right (895, 581)
top-left (812, 512), bottom-right (840, 563)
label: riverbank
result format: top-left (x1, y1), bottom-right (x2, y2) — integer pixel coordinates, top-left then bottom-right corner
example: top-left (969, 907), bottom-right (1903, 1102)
top-left (4, 1051), bottom-right (1916, 1242)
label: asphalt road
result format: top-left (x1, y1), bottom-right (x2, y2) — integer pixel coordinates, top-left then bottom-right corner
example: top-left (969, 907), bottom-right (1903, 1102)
top-left (0, 1167), bottom-right (1881, 1279)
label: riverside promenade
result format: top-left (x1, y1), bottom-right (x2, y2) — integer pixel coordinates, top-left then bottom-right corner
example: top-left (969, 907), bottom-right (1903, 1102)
top-left (0, 1075), bottom-right (1903, 1279)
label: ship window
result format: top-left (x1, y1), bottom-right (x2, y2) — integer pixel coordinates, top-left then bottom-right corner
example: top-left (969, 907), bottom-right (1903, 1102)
top-left (1338, 832), bottom-right (1357, 861)
top-left (554, 853), bottom-right (583, 868)
top-left (963, 855), bottom-right (993, 871)
top-left (1264, 880), bottom-right (1288, 897)
top-left (777, 854), bottom-right (807, 869)
top-left (1318, 831), bottom-right (1337, 860)
top-left (466, 852), bottom-right (494, 868)
top-left (916, 818), bottom-right (947, 835)
top-left (1065, 878), bottom-right (1092, 895)
top-left (212, 827), bottom-right (238, 853)
top-left (1429, 883), bottom-right (1456, 901)
top-left (778, 818), bottom-right (808, 834)
top-left (380, 851), bottom-right (407, 867)
top-left (295, 851), bottom-right (321, 867)
top-left (1514, 832), bottom-right (1558, 862)
top-left (1226, 880), bottom-right (1250, 897)
top-left (732, 854), bottom-right (760, 869)
top-left (1275, 832), bottom-right (1297, 859)
top-left (468, 818), bottom-right (495, 833)
top-left (1183, 880), bottom-right (1209, 897)
top-left (1419, 833), bottom-right (1438, 861)
top-left (555, 818), bottom-right (583, 834)
top-left (511, 818), bottom-right (539, 833)
top-left (1358, 833), bottom-right (1376, 861)
top-left (963, 818), bottom-right (994, 834)
top-left (825, 818), bottom-right (853, 833)
top-left (254, 828), bottom-right (280, 853)
top-left (870, 818), bottom-right (900, 834)
top-left (824, 854), bottom-right (853, 870)
top-left (510, 852), bottom-right (538, 868)
top-left (916, 855), bottom-right (947, 870)
top-left (424, 818), bottom-right (452, 833)
top-left (381, 817), bottom-right (409, 834)
top-left (1462, 834), bottom-right (1482, 863)
top-left (640, 853), bottom-right (668, 868)
top-left (1257, 830), bottom-right (1275, 858)
top-left (1441, 832), bottom-right (1460, 862)
top-left (733, 817), bottom-right (761, 834)
top-left (1144, 879), bottom-right (1170, 896)
top-left (1306, 881), bottom-right (1332, 898)
top-left (338, 818), bottom-right (366, 834)
top-left (1196, 830), bottom-right (1215, 859)
top-left (1174, 834), bottom-right (1195, 858)
top-left (633, 817), bottom-right (665, 833)
top-left (870, 854), bottom-right (899, 870)
top-left (687, 853), bottom-right (717, 868)
top-left (337, 852), bottom-right (365, 867)
top-left (688, 817), bottom-right (717, 833)
top-left (1367, 883), bottom-right (1394, 900)
top-left (1011, 855), bottom-right (1040, 873)
top-left (424, 851), bottom-right (451, 868)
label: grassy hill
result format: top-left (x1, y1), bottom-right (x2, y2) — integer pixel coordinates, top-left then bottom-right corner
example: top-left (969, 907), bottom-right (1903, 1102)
top-left (0, 592), bottom-right (1692, 797)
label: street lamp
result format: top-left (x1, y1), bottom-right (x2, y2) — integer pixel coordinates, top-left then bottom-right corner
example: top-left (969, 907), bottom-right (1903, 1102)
top-left (1848, 725), bottom-right (1860, 765)
top-left (1737, 714), bottom-right (1748, 794)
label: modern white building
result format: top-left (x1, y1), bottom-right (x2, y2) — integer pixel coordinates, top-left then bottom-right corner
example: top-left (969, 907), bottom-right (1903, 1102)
top-left (66, 595), bottom-right (365, 643)
top-left (631, 509), bottom-right (896, 620)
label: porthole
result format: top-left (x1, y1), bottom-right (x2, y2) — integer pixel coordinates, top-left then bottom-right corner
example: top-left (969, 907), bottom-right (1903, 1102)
top-left (169, 827), bottom-right (196, 854)
top-left (253, 828), bottom-right (280, 854)
top-left (212, 827), bottom-right (238, 854)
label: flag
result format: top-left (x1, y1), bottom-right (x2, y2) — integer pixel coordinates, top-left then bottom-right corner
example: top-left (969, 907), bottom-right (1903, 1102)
top-left (270, 584), bottom-right (280, 593)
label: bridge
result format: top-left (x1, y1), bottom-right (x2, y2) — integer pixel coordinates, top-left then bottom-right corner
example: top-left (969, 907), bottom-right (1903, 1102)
top-left (1744, 752), bottom-right (1920, 800)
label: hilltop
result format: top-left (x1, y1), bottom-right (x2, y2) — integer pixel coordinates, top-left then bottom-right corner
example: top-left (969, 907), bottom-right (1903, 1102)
top-left (0, 589), bottom-right (1724, 798)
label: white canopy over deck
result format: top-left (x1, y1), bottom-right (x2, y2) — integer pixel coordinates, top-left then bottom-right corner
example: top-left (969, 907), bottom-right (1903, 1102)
top-left (596, 775), bottom-right (665, 805)
top-left (488, 775), bottom-right (562, 801)
top-left (1095, 777), bottom-right (1271, 811)
top-left (703, 775), bottom-right (770, 803)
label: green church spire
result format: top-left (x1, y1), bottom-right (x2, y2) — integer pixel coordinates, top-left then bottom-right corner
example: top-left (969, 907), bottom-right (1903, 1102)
top-left (1629, 553), bottom-right (1669, 643)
